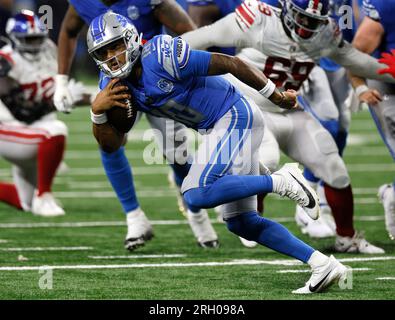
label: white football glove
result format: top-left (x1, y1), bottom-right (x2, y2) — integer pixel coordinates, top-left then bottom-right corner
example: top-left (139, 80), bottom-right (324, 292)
top-left (67, 78), bottom-right (86, 105)
top-left (54, 74), bottom-right (74, 113)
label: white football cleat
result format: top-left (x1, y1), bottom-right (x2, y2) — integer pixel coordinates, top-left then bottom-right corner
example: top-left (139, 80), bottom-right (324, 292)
top-left (31, 192), bottom-right (65, 217)
top-left (187, 209), bottom-right (219, 248)
top-left (239, 237), bottom-right (258, 248)
top-left (378, 184), bottom-right (395, 240)
top-left (292, 255), bottom-right (348, 294)
top-left (295, 206), bottom-right (335, 238)
top-left (125, 208), bottom-right (154, 251)
top-left (272, 163), bottom-right (320, 220)
top-left (335, 231), bottom-right (385, 254)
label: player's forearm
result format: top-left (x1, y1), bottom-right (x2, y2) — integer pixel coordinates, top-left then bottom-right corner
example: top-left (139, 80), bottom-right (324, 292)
top-left (155, 0), bottom-right (196, 34)
top-left (57, 30), bottom-right (78, 75)
top-left (92, 123), bottom-right (124, 154)
top-left (182, 13), bottom-right (247, 50)
top-left (208, 54), bottom-right (284, 105)
top-left (329, 42), bottom-right (395, 83)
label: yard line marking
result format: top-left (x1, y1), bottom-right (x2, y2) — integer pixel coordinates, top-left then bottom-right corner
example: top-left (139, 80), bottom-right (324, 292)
top-left (88, 254), bottom-right (187, 260)
top-left (337, 256), bottom-right (395, 263)
top-left (0, 259), bottom-right (301, 271)
top-left (346, 164), bottom-right (395, 172)
top-left (0, 239), bottom-right (9, 243)
top-left (348, 134), bottom-right (382, 145)
top-left (376, 277), bottom-right (395, 280)
top-left (0, 256), bottom-right (393, 272)
top-left (0, 216), bottom-right (385, 229)
top-left (277, 268), bottom-right (372, 274)
top-left (65, 150), bottom-right (143, 160)
top-left (0, 166), bottom-right (169, 177)
top-left (0, 246), bottom-right (93, 252)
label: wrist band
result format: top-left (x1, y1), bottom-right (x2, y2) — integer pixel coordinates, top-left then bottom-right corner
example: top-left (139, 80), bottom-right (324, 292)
top-left (355, 85), bottom-right (369, 97)
top-left (90, 109), bottom-right (108, 124)
top-left (259, 79), bottom-right (276, 98)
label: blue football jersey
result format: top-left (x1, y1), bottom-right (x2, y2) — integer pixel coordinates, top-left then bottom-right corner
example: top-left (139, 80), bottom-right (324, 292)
top-left (70, 0), bottom-right (162, 40)
top-left (100, 35), bottom-right (241, 129)
top-left (363, 0), bottom-right (395, 55)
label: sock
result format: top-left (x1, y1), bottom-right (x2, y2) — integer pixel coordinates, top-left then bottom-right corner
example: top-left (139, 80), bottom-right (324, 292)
top-left (169, 162), bottom-right (191, 188)
top-left (308, 251), bottom-right (329, 269)
top-left (335, 130), bottom-right (348, 156)
top-left (183, 175), bottom-right (273, 208)
top-left (226, 212), bottom-right (314, 263)
top-left (257, 193), bottom-right (267, 214)
top-left (324, 184), bottom-right (355, 237)
top-left (101, 147), bottom-right (139, 213)
top-left (37, 135), bottom-right (65, 196)
top-left (0, 183), bottom-right (22, 210)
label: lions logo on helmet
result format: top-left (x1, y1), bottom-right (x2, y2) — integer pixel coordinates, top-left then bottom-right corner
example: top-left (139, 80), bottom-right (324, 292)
top-left (281, 0), bottom-right (330, 42)
top-left (87, 11), bottom-right (143, 79)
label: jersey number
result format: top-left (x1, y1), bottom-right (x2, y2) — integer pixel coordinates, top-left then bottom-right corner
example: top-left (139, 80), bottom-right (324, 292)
top-left (263, 57), bottom-right (315, 91)
top-left (20, 77), bottom-right (55, 101)
top-left (149, 100), bottom-right (204, 128)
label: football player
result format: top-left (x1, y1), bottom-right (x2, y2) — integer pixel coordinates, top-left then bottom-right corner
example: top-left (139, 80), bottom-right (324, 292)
top-left (54, 0), bottom-right (220, 250)
top-left (0, 10), bottom-right (84, 216)
top-left (182, 0), bottom-right (395, 253)
top-left (88, 11), bottom-right (348, 294)
top-left (350, 0), bottom-right (395, 240)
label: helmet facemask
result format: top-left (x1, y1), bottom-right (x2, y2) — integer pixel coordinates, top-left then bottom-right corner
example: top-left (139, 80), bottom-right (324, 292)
top-left (282, 0), bottom-right (328, 43)
top-left (89, 30), bottom-right (142, 79)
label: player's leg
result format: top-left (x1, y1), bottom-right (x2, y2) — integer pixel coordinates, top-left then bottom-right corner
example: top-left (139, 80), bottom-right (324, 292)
top-left (99, 112), bottom-right (153, 250)
top-left (368, 80), bottom-right (395, 240)
top-left (146, 114), bottom-right (219, 248)
top-left (215, 102), bottom-right (347, 294)
top-left (182, 97), bottom-right (319, 219)
top-left (0, 121), bottom-right (65, 216)
top-left (278, 111), bottom-right (384, 253)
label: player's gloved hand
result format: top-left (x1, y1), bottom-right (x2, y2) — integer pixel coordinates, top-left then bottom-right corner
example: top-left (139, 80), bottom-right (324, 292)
top-left (68, 78), bottom-right (87, 104)
top-left (277, 89), bottom-right (300, 110)
top-left (378, 49), bottom-right (395, 78)
top-left (91, 78), bottom-right (131, 115)
top-left (54, 74), bottom-right (74, 113)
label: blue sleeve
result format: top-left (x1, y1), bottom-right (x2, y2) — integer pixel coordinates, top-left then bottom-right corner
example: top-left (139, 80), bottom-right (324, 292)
top-left (155, 35), bottom-right (211, 80)
top-left (363, 0), bottom-right (384, 21)
top-left (99, 73), bottom-right (110, 91)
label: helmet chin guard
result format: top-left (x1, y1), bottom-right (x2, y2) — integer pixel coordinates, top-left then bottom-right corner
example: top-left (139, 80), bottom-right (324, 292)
top-left (87, 11), bottom-right (143, 79)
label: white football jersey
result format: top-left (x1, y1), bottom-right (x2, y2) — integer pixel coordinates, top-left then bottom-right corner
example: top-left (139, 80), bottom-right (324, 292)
top-left (0, 39), bottom-right (57, 122)
top-left (235, 1), bottom-right (342, 88)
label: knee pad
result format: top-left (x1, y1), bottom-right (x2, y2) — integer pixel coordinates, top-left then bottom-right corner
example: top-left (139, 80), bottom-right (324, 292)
top-left (319, 153), bottom-right (350, 188)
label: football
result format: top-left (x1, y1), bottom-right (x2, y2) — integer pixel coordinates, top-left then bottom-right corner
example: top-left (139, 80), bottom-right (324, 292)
top-left (106, 80), bottom-right (138, 133)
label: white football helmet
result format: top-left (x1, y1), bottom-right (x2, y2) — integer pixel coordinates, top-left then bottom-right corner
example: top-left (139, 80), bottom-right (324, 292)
top-left (87, 11), bottom-right (142, 79)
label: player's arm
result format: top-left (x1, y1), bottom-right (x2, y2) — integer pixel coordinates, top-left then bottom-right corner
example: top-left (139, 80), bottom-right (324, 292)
top-left (182, 13), bottom-right (251, 50)
top-left (207, 53), bottom-right (297, 109)
top-left (347, 16), bottom-right (385, 105)
top-left (55, 4), bottom-right (86, 113)
top-left (188, 2), bottom-right (220, 27)
top-left (91, 79), bottom-right (130, 153)
top-left (153, 0), bottom-right (197, 34)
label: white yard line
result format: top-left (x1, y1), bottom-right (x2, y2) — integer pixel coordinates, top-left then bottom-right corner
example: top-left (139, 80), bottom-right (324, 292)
top-left (376, 277), bottom-right (395, 280)
top-left (88, 254), bottom-right (187, 260)
top-left (0, 216), bottom-right (385, 229)
top-left (277, 268), bottom-right (372, 274)
top-left (0, 256), bottom-right (393, 272)
top-left (0, 239), bottom-right (9, 243)
top-left (0, 246), bottom-right (93, 252)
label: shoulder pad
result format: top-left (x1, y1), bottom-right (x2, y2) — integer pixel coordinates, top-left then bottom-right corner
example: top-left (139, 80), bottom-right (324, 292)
top-left (235, 0), bottom-right (266, 32)
top-left (155, 35), bottom-right (190, 80)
